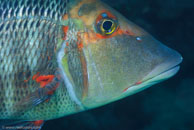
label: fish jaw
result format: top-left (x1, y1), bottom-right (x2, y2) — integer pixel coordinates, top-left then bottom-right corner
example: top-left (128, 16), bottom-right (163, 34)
top-left (123, 56), bottom-right (182, 96)
top-left (122, 66), bottom-right (180, 97)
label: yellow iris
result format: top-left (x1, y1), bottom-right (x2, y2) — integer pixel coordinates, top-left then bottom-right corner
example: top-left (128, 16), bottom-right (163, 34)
top-left (100, 19), bottom-right (117, 35)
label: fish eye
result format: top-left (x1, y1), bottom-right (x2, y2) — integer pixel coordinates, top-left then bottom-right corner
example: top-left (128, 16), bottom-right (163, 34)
top-left (96, 13), bottom-right (118, 35)
top-left (97, 19), bottom-right (117, 35)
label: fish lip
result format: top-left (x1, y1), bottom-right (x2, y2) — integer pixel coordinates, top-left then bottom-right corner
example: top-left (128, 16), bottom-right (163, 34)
top-left (140, 55), bottom-right (183, 84)
top-left (123, 65), bottom-right (181, 94)
top-left (123, 55), bottom-right (183, 93)
top-left (141, 64), bottom-right (180, 84)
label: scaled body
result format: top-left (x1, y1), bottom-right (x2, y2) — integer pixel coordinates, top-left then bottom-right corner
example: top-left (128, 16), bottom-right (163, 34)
top-left (0, 0), bottom-right (80, 120)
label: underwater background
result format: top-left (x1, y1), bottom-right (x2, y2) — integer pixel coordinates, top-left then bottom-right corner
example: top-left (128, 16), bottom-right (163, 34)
top-left (43, 0), bottom-right (194, 130)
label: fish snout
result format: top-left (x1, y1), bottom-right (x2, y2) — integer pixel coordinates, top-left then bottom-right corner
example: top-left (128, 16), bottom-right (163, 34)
top-left (141, 37), bottom-right (183, 82)
top-left (121, 35), bottom-right (183, 96)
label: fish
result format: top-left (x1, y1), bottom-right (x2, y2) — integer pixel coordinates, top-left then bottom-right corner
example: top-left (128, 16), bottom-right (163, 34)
top-left (0, 0), bottom-right (182, 129)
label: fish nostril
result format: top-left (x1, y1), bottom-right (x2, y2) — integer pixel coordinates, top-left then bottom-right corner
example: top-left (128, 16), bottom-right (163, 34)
top-left (136, 37), bottom-right (142, 42)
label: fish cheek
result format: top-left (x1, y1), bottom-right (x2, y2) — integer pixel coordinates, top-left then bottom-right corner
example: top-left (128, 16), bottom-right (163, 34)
top-left (64, 41), bottom-right (89, 100)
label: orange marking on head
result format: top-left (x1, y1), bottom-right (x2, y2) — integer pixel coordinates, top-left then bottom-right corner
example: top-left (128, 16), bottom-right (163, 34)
top-left (83, 32), bottom-right (98, 44)
top-left (82, 27), bottom-right (135, 45)
top-left (75, 32), bottom-right (84, 50)
top-left (35, 75), bottom-right (55, 88)
top-left (103, 10), bottom-right (117, 19)
top-left (96, 15), bottom-right (103, 24)
top-left (81, 27), bottom-right (135, 46)
top-left (62, 26), bottom-right (69, 40)
top-left (85, 10), bottom-right (135, 41)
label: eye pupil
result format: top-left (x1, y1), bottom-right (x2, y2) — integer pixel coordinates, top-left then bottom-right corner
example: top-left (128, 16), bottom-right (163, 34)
top-left (103, 21), bottom-right (113, 31)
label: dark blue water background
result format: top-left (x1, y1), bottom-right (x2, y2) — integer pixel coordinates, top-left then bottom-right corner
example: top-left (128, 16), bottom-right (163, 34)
top-left (43, 0), bottom-right (194, 129)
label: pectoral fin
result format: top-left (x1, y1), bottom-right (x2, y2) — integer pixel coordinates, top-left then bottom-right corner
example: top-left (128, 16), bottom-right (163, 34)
top-left (13, 75), bottom-right (60, 116)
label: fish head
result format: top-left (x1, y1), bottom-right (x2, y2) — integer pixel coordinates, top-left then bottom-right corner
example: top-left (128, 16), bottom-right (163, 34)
top-left (65, 0), bottom-right (183, 108)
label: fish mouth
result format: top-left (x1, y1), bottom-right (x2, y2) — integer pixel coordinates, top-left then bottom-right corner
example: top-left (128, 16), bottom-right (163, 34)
top-left (123, 55), bottom-right (183, 95)
top-left (141, 55), bottom-right (183, 83)
top-left (140, 64), bottom-right (180, 84)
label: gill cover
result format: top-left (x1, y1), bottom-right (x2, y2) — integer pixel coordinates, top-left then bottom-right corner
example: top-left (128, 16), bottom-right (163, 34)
top-left (60, 0), bottom-right (182, 109)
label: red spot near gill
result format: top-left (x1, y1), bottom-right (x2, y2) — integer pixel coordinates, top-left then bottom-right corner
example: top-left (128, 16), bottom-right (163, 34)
top-left (32, 73), bottom-right (55, 88)
top-left (33, 120), bottom-right (44, 126)
top-left (35, 75), bottom-right (55, 88)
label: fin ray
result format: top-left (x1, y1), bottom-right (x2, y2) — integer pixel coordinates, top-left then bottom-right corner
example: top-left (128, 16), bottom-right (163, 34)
top-left (13, 74), bottom-right (61, 117)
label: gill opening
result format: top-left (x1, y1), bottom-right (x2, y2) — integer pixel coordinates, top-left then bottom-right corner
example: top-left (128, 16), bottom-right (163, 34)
top-left (57, 39), bottom-right (83, 107)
